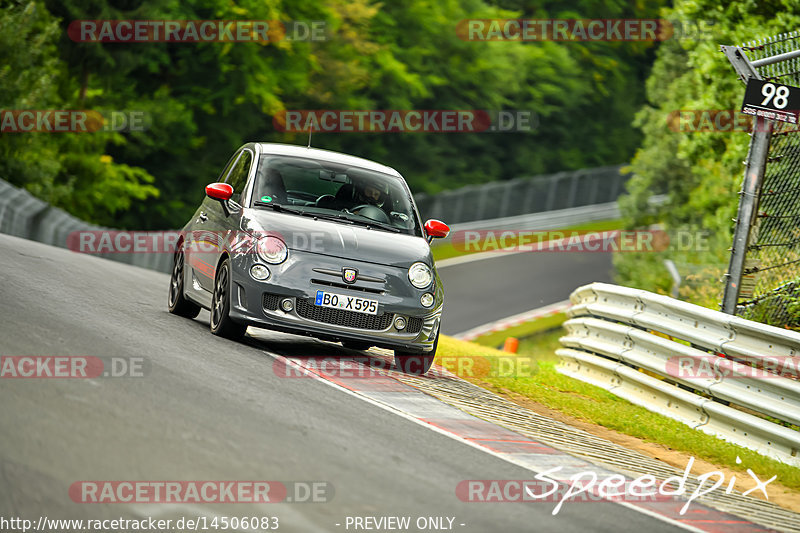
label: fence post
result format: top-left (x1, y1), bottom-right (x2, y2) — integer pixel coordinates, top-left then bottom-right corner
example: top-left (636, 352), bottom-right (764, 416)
top-left (721, 118), bottom-right (773, 314)
top-left (719, 43), bottom-right (789, 315)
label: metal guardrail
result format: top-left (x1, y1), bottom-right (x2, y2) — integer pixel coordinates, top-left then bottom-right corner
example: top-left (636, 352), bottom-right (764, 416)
top-left (0, 178), bottom-right (174, 273)
top-left (557, 282), bottom-right (800, 466)
top-left (448, 202), bottom-right (620, 233)
top-left (415, 165), bottom-right (628, 224)
top-left (431, 202), bottom-right (622, 249)
top-left (435, 195), bottom-right (665, 249)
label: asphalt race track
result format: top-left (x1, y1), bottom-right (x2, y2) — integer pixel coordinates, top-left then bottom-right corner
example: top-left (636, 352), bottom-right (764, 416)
top-left (0, 234), bottom-right (697, 532)
top-left (437, 251), bottom-right (614, 335)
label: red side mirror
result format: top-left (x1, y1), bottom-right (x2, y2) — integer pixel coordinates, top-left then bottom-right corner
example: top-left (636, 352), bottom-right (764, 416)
top-left (424, 219), bottom-right (450, 239)
top-left (206, 182), bottom-right (233, 201)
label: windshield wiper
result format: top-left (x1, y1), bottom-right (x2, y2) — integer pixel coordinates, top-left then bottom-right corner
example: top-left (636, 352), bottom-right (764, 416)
top-left (253, 201), bottom-right (401, 232)
top-left (308, 212), bottom-right (357, 225)
top-left (341, 216), bottom-right (402, 233)
top-left (252, 201), bottom-right (306, 215)
top-left (255, 201), bottom-right (357, 225)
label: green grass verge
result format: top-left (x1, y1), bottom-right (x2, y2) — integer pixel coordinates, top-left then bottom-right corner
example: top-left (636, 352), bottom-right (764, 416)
top-left (431, 219), bottom-right (624, 263)
top-left (435, 332), bottom-right (800, 491)
top-left (470, 312), bottom-right (567, 348)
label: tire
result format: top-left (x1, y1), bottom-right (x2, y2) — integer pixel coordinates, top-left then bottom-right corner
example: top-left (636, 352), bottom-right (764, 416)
top-left (394, 331), bottom-right (438, 375)
top-left (342, 341), bottom-right (372, 351)
top-left (168, 248), bottom-right (201, 318)
top-left (210, 258), bottom-right (247, 339)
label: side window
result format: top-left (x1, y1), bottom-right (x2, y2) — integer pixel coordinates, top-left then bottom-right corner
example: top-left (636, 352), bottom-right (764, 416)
top-left (225, 150), bottom-right (253, 204)
top-left (217, 152), bottom-right (239, 182)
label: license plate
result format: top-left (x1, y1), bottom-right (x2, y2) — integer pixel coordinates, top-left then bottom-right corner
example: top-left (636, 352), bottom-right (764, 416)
top-left (314, 290), bottom-right (378, 315)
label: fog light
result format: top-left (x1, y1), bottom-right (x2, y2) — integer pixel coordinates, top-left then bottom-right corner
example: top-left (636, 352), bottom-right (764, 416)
top-left (281, 298), bottom-right (294, 312)
top-left (250, 264), bottom-right (270, 280)
top-left (394, 316), bottom-right (407, 330)
top-left (420, 292), bottom-right (434, 308)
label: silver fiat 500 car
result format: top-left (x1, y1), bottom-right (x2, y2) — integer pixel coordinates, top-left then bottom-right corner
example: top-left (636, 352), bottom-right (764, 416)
top-left (168, 143), bottom-right (449, 374)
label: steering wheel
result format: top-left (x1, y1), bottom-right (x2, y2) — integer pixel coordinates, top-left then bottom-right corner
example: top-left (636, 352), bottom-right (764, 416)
top-left (346, 204), bottom-right (391, 224)
top-left (315, 194), bottom-right (337, 209)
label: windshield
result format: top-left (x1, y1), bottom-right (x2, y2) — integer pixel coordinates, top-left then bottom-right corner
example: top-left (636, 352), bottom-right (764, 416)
top-left (252, 155), bottom-right (422, 236)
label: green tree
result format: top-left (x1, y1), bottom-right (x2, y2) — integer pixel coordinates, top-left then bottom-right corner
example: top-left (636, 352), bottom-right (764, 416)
top-left (5, 0), bottom-right (672, 230)
top-left (1, 0), bottom-right (159, 225)
top-left (616, 0), bottom-right (800, 307)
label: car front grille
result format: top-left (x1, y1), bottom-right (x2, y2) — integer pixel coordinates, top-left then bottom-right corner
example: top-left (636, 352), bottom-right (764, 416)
top-left (263, 292), bottom-right (281, 311)
top-left (406, 317), bottom-right (423, 334)
top-left (311, 279), bottom-right (384, 295)
top-left (295, 298), bottom-right (393, 330)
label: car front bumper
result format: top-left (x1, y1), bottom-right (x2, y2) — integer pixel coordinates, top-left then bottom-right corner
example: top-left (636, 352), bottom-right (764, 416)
top-left (227, 250), bottom-right (443, 352)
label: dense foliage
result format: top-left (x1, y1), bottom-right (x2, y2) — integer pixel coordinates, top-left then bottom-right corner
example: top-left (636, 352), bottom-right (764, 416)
top-left (616, 0), bottom-right (800, 311)
top-left (2, 0), bottom-right (663, 228)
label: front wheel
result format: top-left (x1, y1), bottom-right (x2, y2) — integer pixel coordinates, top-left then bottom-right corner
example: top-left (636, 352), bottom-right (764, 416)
top-left (168, 248), bottom-right (201, 318)
top-left (210, 258), bottom-right (247, 339)
top-left (394, 331), bottom-right (438, 375)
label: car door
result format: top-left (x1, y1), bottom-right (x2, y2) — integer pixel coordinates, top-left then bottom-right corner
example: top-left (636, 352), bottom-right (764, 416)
top-left (188, 148), bottom-right (254, 293)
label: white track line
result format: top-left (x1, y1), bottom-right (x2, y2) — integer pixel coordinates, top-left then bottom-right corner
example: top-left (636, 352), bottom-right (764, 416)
top-left (261, 351), bottom-right (710, 533)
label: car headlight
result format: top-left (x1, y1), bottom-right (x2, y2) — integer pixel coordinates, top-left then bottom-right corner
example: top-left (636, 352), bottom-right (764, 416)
top-left (256, 236), bottom-right (288, 264)
top-left (420, 293), bottom-right (435, 308)
top-left (408, 262), bottom-right (433, 289)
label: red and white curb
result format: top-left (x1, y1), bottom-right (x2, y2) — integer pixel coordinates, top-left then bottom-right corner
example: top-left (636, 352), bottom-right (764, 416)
top-left (454, 300), bottom-right (572, 342)
top-left (260, 347), bottom-right (776, 533)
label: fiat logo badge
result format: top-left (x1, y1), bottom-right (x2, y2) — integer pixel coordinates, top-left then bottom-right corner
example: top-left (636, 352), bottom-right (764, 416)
top-left (343, 268), bottom-right (358, 284)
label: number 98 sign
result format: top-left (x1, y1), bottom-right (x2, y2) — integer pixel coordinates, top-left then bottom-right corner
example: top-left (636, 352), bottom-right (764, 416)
top-left (741, 78), bottom-right (800, 124)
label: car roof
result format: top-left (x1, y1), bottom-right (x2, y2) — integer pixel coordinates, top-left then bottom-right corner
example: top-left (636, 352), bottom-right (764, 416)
top-left (252, 143), bottom-right (402, 178)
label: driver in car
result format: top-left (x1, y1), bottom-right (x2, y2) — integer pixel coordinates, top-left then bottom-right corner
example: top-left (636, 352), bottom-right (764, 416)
top-left (354, 179), bottom-right (387, 208)
top-left (349, 177), bottom-right (412, 227)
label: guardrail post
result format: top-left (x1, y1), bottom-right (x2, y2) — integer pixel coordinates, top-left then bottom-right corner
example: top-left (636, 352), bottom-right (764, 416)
top-left (566, 172), bottom-right (579, 208)
top-left (545, 172), bottom-right (563, 211)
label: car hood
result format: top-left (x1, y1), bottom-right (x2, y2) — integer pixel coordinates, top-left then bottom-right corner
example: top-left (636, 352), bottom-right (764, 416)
top-left (241, 209), bottom-right (433, 268)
